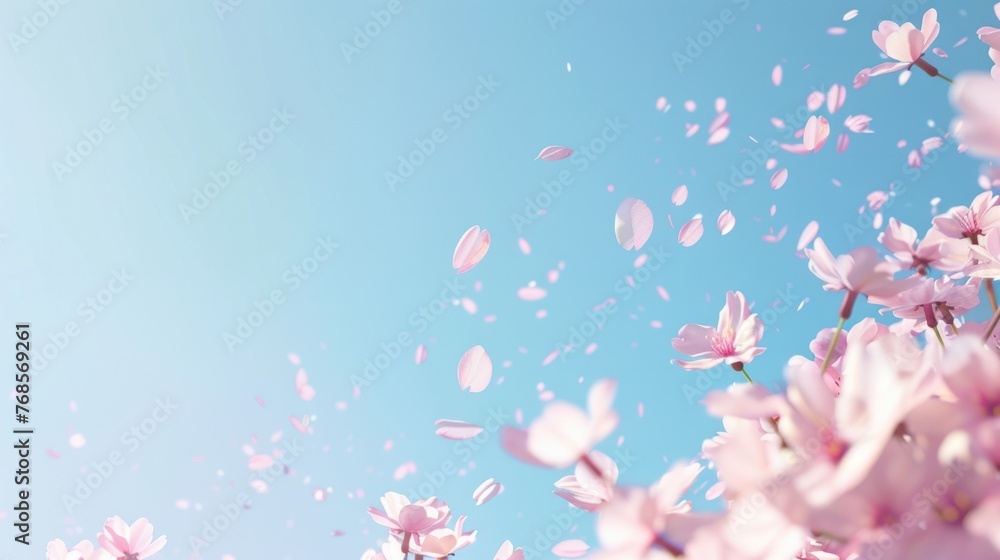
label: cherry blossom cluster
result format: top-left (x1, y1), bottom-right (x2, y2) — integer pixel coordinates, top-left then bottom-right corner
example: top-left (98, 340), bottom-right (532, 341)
top-left (368, 6), bottom-right (1000, 560)
top-left (46, 517), bottom-right (166, 560)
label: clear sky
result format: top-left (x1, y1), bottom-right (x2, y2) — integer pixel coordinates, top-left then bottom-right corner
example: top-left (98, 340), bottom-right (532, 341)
top-left (1, 0), bottom-right (997, 558)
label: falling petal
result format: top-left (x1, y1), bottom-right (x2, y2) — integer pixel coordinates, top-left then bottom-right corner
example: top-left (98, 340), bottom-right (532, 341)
top-left (535, 146), bottom-right (574, 161)
top-left (248, 455), bottom-right (275, 471)
top-left (453, 226), bottom-right (491, 273)
top-left (518, 238), bottom-right (532, 255)
top-left (552, 539), bottom-right (591, 558)
top-left (806, 91), bottom-right (825, 111)
top-left (771, 65), bottom-right (782, 86)
top-left (678, 215), bottom-right (705, 247)
top-left (843, 9), bottom-right (858, 20)
top-left (517, 286), bottom-right (548, 301)
top-left (435, 419), bottom-right (485, 440)
top-left (797, 221), bottom-right (820, 251)
top-left (826, 84), bottom-right (846, 114)
top-left (614, 198), bottom-right (654, 250)
top-left (671, 185), bottom-right (688, 206)
top-left (707, 127), bottom-right (730, 145)
top-left (457, 345), bottom-right (493, 393)
top-left (415, 344), bottom-right (428, 365)
top-left (717, 210), bottom-right (736, 235)
top-left (803, 116), bottom-right (830, 152)
top-left (837, 133), bottom-right (850, 154)
top-left (770, 168), bottom-right (789, 190)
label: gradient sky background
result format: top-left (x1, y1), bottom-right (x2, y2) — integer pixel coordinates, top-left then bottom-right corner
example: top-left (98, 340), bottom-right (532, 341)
top-left (1, 0), bottom-right (998, 558)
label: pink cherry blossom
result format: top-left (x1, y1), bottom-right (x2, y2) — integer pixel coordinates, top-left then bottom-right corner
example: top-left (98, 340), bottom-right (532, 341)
top-left (47, 539), bottom-right (112, 560)
top-left (873, 276), bottom-right (981, 331)
top-left (553, 451), bottom-right (619, 512)
top-left (879, 218), bottom-right (969, 273)
top-left (933, 192), bottom-right (1000, 240)
top-left (367, 492), bottom-right (452, 538)
top-left (978, 4), bottom-right (1000, 81)
top-left (951, 73), bottom-right (1000, 159)
top-left (872, 9), bottom-right (940, 63)
top-left (408, 516), bottom-right (477, 558)
top-left (503, 379), bottom-right (619, 468)
top-left (96, 517), bottom-right (166, 560)
top-left (671, 291), bottom-right (765, 371)
top-left (494, 540), bottom-right (526, 560)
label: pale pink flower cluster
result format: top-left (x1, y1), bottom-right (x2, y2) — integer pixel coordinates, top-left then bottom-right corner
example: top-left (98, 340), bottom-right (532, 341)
top-left (357, 9), bottom-right (1000, 560)
top-left (47, 517), bottom-right (166, 560)
top-left (364, 492), bottom-right (480, 559)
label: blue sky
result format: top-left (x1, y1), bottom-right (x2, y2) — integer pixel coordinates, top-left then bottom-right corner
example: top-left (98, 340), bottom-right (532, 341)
top-left (1, 0), bottom-right (998, 558)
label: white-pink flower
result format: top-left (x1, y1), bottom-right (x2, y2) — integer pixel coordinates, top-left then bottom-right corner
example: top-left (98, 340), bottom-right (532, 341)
top-left (554, 451), bottom-right (619, 512)
top-left (47, 539), bottom-right (111, 560)
top-left (96, 517), bottom-right (166, 560)
top-left (671, 291), bottom-right (765, 371)
top-left (502, 379), bottom-right (619, 468)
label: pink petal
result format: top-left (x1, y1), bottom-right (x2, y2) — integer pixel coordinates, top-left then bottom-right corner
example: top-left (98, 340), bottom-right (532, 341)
top-left (552, 539), bottom-right (590, 558)
top-left (837, 133), bottom-right (850, 153)
top-left (797, 221), bottom-right (820, 251)
top-left (536, 146), bottom-right (574, 161)
top-left (415, 344), bottom-right (428, 365)
top-left (671, 185), bottom-right (688, 206)
top-left (826, 84), bottom-right (846, 114)
top-left (806, 91), bottom-right (825, 111)
top-left (290, 415), bottom-right (313, 434)
top-left (295, 370), bottom-right (316, 401)
top-left (614, 198), bottom-right (654, 250)
top-left (709, 112), bottom-right (730, 134)
top-left (803, 116), bottom-right (830, 152)
top-left (517, 238), bottom-right (531, 255)
top-left (707, 127), bottom-right (730, 145)
top-left (678, 215), bottom-right (705, 247)
top-left (517, 285), bottom-right (548, 301)
top-left (248, 454), bottom-right (274, 471)
top-left (717, 210), bottom-right (736, 235)
top-left (843, 9), bottom-right (858, 21)
top-left (453, 226), bottom-right (491, 273)
top-left (473, 478), bottom-right (504, 505)
top-left (770, 168), bottom-right (789, 190)
top-left (435, 419), bottom-right (485, 440)
top-left (457, 345), bottom-right (492, 393)
top-left (771, 65), bottom-right (782, 86)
